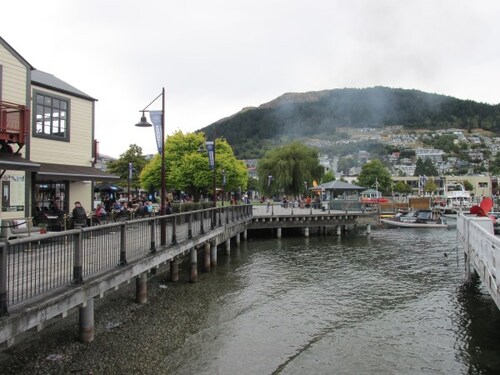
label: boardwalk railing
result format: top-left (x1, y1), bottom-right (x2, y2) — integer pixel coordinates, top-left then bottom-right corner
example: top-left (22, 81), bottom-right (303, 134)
top-left (254, 200), bottom-right (365, 217)
top-left (457, 213), bottom-right (500, 309)
top-left (0, 205), bottom-right (252, 314)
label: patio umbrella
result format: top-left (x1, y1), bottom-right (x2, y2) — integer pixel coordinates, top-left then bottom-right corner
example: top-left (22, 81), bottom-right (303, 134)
top-left (94, 182), bottom-right (123, 193)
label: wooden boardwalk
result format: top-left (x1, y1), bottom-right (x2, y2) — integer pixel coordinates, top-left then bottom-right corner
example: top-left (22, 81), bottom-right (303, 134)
top-left (457, 213), bottom-right (500, 310)
top-left (0, 204), bottom-right (375, 346)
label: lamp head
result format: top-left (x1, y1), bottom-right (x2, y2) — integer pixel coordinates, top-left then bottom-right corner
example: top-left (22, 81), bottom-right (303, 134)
top-left (135, 111), bottom-right (152, 127)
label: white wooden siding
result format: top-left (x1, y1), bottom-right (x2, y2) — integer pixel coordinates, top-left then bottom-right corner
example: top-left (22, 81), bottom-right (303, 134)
top-left (30, 85), bottom-right (94, 166)
top-left (0, 44), bottom-right (28, 105)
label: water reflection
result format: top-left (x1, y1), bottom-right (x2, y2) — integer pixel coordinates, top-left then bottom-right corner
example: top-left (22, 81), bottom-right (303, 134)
top-left (3, 229), bottom-right (500, 374)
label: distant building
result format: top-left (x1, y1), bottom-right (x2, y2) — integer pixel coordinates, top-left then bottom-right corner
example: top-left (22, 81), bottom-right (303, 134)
top-left (415, 148), bottom-right (445, 163)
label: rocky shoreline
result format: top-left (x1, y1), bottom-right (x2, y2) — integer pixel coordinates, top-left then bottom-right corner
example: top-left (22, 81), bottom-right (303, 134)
top-left (0, 263), bottom-right (210, 374)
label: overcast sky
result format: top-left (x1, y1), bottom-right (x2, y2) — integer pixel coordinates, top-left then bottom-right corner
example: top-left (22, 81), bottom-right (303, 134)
top-left (2, 0), bottom-right (500, 158)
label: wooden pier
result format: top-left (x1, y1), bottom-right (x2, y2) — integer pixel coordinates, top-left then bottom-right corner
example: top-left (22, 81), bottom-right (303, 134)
top-left (0, 204), bottom-right (376, 347)
top-left (457, 213), bottom-right (500, 310)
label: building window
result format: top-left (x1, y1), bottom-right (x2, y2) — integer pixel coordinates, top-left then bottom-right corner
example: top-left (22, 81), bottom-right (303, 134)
top-left (479, 182), bottom-right (488, 188)
top-left (33, 91), bottom-right (69, 140)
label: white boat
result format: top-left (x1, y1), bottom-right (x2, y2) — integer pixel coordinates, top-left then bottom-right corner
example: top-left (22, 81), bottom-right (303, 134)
top-left (380, 210), bottom-right (448, 229)
top-left (434, 183), bottom-right (472, 214)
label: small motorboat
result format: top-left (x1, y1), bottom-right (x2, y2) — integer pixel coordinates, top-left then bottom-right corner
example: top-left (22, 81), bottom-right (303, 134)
top-left (380, 210), bottom-right (448, 228)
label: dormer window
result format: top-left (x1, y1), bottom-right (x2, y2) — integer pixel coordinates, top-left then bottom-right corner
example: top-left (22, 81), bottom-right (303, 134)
top-left (33, 91), bottom-right (69, 141)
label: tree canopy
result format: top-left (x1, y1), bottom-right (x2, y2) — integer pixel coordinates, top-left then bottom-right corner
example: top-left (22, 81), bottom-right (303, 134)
top-left (107, 144), bottom-right (148, 192)
top-left (414, 158), bottom-right (439, 177)
top-left (257, 141), bottom-right (324, 197)
top-left (140, 131), bottom-right (248, 201)
top-left (357, 160), bottom-right (392, 194)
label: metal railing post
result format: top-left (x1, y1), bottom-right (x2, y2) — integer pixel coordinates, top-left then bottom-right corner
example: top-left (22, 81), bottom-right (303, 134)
top-left (199, 210), bottom-right (205, 234)
top-left (120, 223), bottom-right (128, 266)
top-left (171, 216), bottom-right (177, 245)
top-left (150, 217), bottom-right (157, 253)
top-left (73, 231), bottom-right (84, 284)
top-left (218, 208), bottom-right (222, 226)
top-left (188, 212), bottom-right (193, 239)
top-left (211, 207), bottom-right (215, 230)
top-left (0, 241), bottom-right (9, 316)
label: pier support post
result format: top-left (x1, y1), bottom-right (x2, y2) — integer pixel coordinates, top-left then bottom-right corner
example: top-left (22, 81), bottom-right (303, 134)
top-left (189, 247), bottom-right (198, 283)
top-left (464, 251), bottom-right (472, 283)
top-left (277, 228), bottom-right (282, 238)
top-left (336, 225), bottom-right (342, 236)
top-left (225, 238), bottom-right (231, 255)
top-left (210, 241), bottom-right (217, 268)
top-left (203, 242), bottom-right (211, 272)
top-left (304, 227), bottom-right (309, 237)
top-left (135, 273), bottom-right (147, 304)
top-left (366, 224), bottom-right (371, 235)
top-left (79, 298), bottom-right (94, 343)
top-left (170, 257), bottom-right (179, 282)
top-left (236, 233), bottom-right (241, 246)
top-left (243, 230), bottom-right (248, 240)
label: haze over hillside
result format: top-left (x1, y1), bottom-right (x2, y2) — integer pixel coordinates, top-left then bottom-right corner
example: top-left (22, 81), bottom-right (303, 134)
top-left (198, 87), bottom-right (500, 159)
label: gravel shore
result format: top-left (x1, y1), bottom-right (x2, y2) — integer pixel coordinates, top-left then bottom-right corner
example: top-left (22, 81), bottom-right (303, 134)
top-left (0, 261), bottom-right (212, 375)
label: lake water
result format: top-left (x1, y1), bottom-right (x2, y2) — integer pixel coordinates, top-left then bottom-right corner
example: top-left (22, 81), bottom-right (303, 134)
top-left (2, 227), bottom-right (500, 374)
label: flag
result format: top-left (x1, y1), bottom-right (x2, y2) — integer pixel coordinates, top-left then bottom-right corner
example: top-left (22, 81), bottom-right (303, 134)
top-left (149, 110), bottom-right (163, 154)
top-left (206, 141), bottom-right (215, 170)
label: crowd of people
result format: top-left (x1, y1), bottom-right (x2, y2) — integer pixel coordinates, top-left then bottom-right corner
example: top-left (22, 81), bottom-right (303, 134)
top-left (93, 193), bottom-right (165, 223)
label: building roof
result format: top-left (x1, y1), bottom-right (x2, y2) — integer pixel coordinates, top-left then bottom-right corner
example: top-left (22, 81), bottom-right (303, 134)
top-left (313, 180), bottom-right (365, 191)
top-left (37, 163), bottom-right (119, 181)
top-left (31, 70), bottom-right (97, 101)
top-left (0, 36), bottom-right (34, 70)
top-left (0, 153), bottom-right (40, 171)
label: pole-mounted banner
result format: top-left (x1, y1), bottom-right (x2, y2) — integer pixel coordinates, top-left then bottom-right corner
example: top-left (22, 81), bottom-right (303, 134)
top-left (206, 141), bottom-right (215, 170)
top-left (149, 110), bottom-right (163, 154)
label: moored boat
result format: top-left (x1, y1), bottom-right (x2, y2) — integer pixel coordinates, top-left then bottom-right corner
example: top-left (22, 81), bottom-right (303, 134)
top-left (380, 209), bottom-right (448, 228)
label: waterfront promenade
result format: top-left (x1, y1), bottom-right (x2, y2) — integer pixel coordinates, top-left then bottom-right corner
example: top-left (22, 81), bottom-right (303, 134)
top-left (457, 213), bottom-right (500, 310)
top-left (0, 203), bottom-right (376, 347)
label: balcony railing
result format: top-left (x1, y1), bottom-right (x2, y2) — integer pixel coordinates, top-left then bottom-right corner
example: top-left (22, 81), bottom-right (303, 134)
top-left (0, 101), bottom-right (29, 145)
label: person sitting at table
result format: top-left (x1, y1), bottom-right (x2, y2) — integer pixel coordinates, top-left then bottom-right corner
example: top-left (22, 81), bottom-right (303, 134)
top-left (72, 201), bottom-right (87, 228)
top-left (50, 197), bottom-right (64, 217)
top-left (113, 200), bottom-right (123, 214)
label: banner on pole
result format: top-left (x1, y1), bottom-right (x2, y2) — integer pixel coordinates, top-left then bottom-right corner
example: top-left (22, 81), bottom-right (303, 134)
top-left (206, 141), bottom-right (215, 170)
top-left (149, 111), bottom-right (163, 154)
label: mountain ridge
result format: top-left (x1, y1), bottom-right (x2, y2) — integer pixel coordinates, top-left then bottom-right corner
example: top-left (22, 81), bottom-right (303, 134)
top-left (199, 87), bottom-right (500, 158)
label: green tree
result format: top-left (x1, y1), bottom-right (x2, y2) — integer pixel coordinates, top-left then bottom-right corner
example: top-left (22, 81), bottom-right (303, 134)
top-left (393, 181), bottom-right (412, 195)
top-left (257, 141), bottom-right (323, 197)
top-left (463, 180), bottom-right (474, 191)
top-left (423, 178), bottom-right (438, 195)
top-left (107, 144), bottom-right (148, 193)
top-left (414, 158), bottom-right (425, 176)
top-left (322, 170), bottom-right (335, 183)
top-left (414, 157), bottom-right (438, 176)
top-left (337, 156), bottom-right (357, 175)
top-left (357, 160), bottom-right (392, 195)
top-left (489, 152), bottom-right (500, 175)
top-left (423, 159), bottom-right (439, 176)
top-left (140, 131), bottom-right (247, 201)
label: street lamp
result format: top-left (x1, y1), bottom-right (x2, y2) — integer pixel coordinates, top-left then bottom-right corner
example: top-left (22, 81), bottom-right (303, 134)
top-left (205, 140), bottom-right (217, 228)
top-left (221, 169), bottom-right (226, 206)
top-left (135, 87), bottom-right (166, 247)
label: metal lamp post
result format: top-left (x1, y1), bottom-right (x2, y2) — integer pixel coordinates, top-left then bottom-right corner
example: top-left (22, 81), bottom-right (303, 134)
top-left (135, 87), bottom-right (166, 246)
top-left (221, 169), bottom-right (226, 206)
top-left (205, 140), bottom-right (216, 228)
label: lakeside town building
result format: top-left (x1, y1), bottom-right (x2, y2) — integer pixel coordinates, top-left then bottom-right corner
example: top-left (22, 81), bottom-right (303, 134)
top-left (0, 36), bottom-right (117, 222)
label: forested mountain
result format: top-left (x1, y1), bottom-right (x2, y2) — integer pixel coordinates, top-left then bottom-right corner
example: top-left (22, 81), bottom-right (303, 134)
top-left (198, 87), bottom-right (500, 158)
